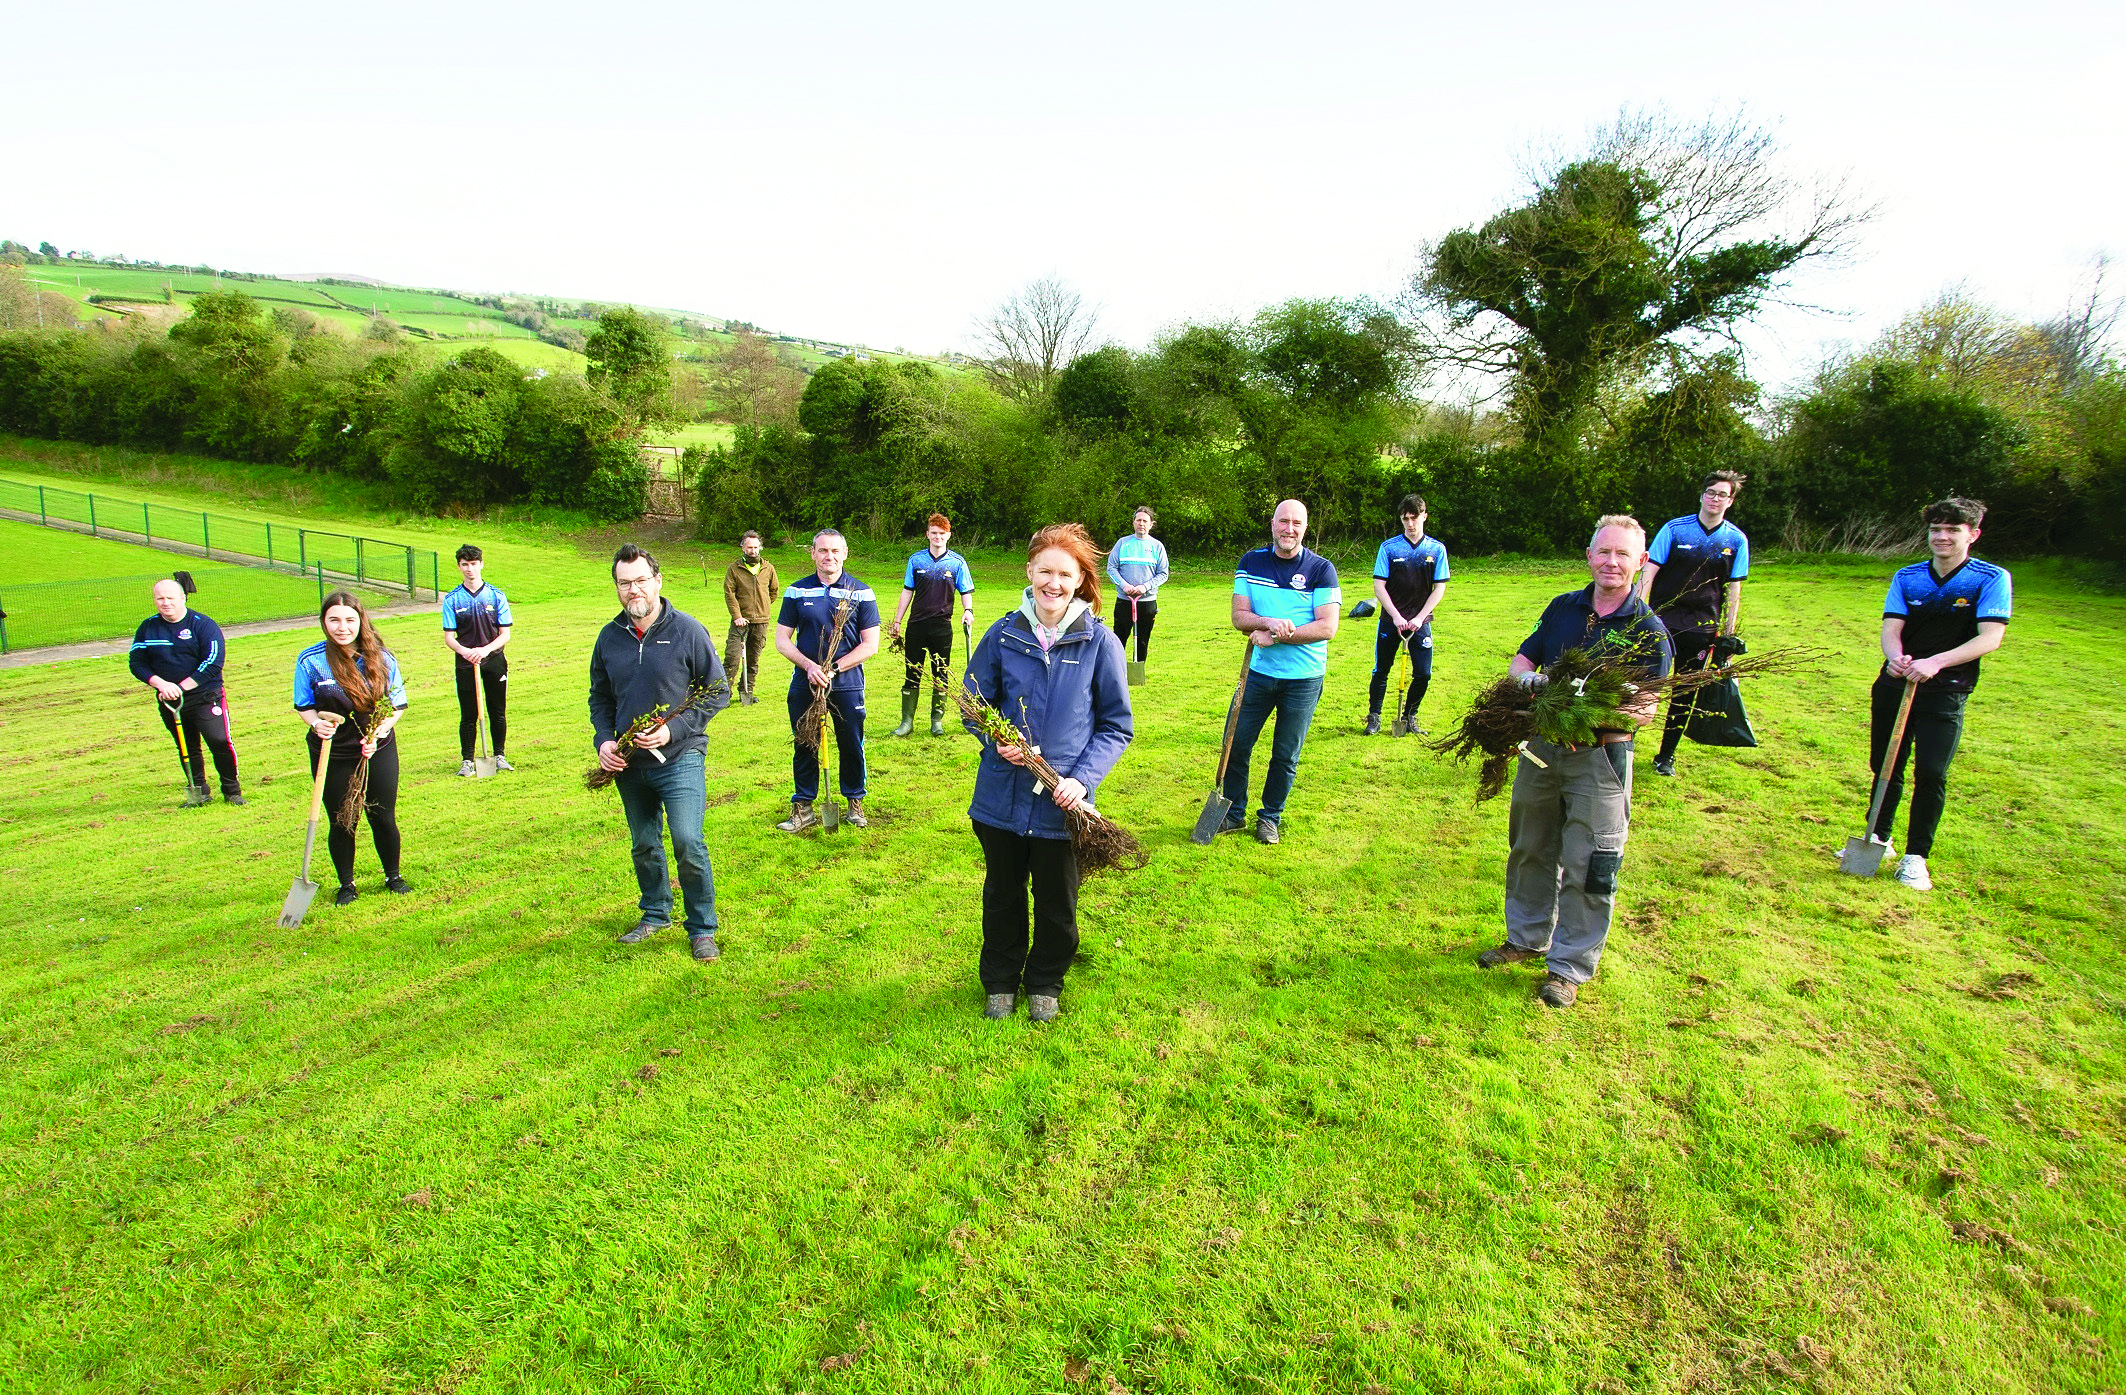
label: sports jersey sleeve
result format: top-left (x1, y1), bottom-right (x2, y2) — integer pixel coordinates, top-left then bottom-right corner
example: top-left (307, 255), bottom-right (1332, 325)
top-left (1231, 560), bottom-right (1248, 598)
top-left (776, 592), bottom-right (802, 629)
top-left (1517, 596), bottom-right (1564, 665)
top-left (191, 615), bottom-right (226, 688)
top-left (1647, 520), bottom-right (1677, 566)
top-left (953, 557), bottom-right (975, 595)
top-left (1106, 544), bottom-right (1127, 592)
top-left (855, 587), bottom-right (882, 633)
top-left (1311, 559), bottom-right (1342, 611)
top-left (1151, 541), bottom-right (1170, 588)
top-left (293, 653), bottom-right (319, 709)
top-left (493, 589), bottom-right (513, 626)
top-left (902, 553), bottom-right (921, 589)
top-left (383, 652), bottom-right (409, 709)
top-left (440, 591), bottom-right (460, 632)
top-left (1371, 540), bottom-right (1392, 581)
top-left (1882, 573), bottom-right (1909, 618)
top-left (1728, 535), bottom-right (1748, 582)
top-left (128, 620), bottom-right (156, 684)
top-left (1977, 568), bottom-right (2012, 622)
top-left (1432, 542), bottom-right (1451, 582)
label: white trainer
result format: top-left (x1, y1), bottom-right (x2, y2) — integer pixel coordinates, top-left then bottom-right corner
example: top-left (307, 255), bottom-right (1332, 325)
top-left (1893, 854), bottom-right (1933, 891)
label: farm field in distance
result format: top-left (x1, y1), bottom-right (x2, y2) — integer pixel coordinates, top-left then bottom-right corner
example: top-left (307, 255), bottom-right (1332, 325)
top-left (1, 471), bottom-right (2120, 1391)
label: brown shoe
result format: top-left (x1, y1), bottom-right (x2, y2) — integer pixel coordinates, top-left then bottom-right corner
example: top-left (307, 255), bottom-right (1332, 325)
top-left (844, 797), bottom-right (868, 828)
top-left (1477, 941), bottom-right (1543, 969)
top-left (1536, 974), bottom-right (1579, 1007)
top-left (1027, 994), bottom-right (1060, 1024)
top-left (776, 802), bottom-right (817, 833)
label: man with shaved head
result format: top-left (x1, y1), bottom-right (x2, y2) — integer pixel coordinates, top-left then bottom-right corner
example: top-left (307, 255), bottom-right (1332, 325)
top-left (1222, 499), bottom-right (1341, 844)
top-left (129, 574), bottom-right (244, 807)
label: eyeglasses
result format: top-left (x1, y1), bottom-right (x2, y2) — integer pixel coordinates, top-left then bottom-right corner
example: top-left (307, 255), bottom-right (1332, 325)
top-left (615, 577), bottom-right (656, 593)
top-left (1702, 489), bottom-right (1733, 500)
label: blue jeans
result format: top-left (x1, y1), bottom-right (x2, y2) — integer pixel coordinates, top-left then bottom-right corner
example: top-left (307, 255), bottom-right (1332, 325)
top-left (614, 747), bottom-right (717, 936)
top-left (1222, 671), bottom-right (1324, 824)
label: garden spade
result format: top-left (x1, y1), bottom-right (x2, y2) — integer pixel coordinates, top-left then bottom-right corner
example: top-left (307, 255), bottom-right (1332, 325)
top-left (278, 725), bottom-right (338, 928)
top-left (470, 661), bottom-right (499, 778)
top-left (1190, 644), bottom-right (1254, 844)
top-left (1126, 597), bottom-right (1146, 687)
top-left (159, 696), bottom-right (196, 794)
top-left (819, 697), bottom-right (839, 832)
top-left (1841, 677), bottom-right (1918, 878)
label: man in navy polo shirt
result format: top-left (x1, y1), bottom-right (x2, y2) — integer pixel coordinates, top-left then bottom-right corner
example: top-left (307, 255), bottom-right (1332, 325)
top-left (442, 543), bottom-right (514, 775)
top-left (1478, 516), bottom-right (1672, 1008)
top-left (887, 512), bottom-right (976, 738)
top-left (774, 530), bottom-right (883, 831)
top-left (1222, 499), bottom-right (1342, 844)
top-left (1851, 497), bottom-right (2012, 891)
top-left (1365, 492), bottom-right (1450, 737)
top-left (129, 574), bottom-right (244, 807)
top-left (1638, 470), bottom-right (1750, 778)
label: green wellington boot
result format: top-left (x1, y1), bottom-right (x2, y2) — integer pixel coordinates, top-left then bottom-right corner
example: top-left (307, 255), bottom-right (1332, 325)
top-left (930, 690), bottom-right (946, 736)
top-left (891, 691), bottom-right (917, 737)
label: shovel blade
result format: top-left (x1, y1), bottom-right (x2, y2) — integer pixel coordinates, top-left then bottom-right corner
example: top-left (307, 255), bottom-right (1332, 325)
top-left (1390, 714), bottom-right (1411, 738)
top-left (473, 756), bottom-right (499, 778)
top-left (1126, 660), bottom-right (1147, 687)
top-left (1189, 789), bottom-right (1233, 845)
top-left (822, 796), bottom-right (840, 832)
top-left (277, 877), bottom-right (319, 929)
top-left (1839, 835), bottom-right (1888, 878)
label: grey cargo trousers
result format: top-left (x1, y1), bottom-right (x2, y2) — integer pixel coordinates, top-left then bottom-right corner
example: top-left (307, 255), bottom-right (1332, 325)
top-left (1503, 736), bottom-right (1634, 984)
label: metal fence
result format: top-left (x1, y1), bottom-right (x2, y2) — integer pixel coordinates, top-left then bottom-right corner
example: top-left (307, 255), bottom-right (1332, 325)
top-left (0, 478), bottom-right (443, 601)
top-left (0, 566), bottom-right (395, 655)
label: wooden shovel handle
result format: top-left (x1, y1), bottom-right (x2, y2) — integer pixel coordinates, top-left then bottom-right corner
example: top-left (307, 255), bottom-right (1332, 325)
top-left (1213, 642), bottom-right (1253, 785)
top-left (299, 730), bottom-right (335, 883)
top-left (1862, 677), bottom-right (1921, 836)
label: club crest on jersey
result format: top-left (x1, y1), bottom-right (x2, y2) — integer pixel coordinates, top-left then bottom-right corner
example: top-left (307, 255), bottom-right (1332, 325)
top-left (1952, 596), bottom-right (1971, 607)
top-left (179, 628), bottom-right (192, 639)
top-left (1289, 574), bottom-right (1308, 589)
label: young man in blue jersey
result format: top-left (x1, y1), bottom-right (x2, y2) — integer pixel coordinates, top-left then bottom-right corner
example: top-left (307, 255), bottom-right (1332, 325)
top-left (1223, 499), bottom-right (1342, 844)
top-left (1851, 498), bottom-right (2011, 891)
top-left (442, 544), bottom-right (513, 775)
top-left (774, 530), bottom-right (883, 830)
top-left (887, 513), bottom-right (975, 737)
top-left (1365, 493), bottom-right (1450, 737)
top-left (1479, 517), bottom-right (1672, 1007)
top-left (129, 575), bottom-right (244, 806)
top-left (1637, 471), bottom-right (1749, 778)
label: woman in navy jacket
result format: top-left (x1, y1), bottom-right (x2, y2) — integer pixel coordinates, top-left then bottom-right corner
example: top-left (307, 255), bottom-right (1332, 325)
top-left (962, 523), bottom-right (1134, 1023)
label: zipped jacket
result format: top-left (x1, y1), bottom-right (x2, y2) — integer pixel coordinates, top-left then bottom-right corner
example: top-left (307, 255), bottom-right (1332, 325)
top-left (723, 556), bottom-right (780, 622)
top-left (588, 599), bottom-right (729, 766)
top-left (963, 592), bottom-right (1134, 839)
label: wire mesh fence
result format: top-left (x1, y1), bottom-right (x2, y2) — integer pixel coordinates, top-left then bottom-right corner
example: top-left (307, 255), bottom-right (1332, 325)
top-left (0, 478), bottom-right (443, 602)
top-left (0, 567), bottom-right (399, 655)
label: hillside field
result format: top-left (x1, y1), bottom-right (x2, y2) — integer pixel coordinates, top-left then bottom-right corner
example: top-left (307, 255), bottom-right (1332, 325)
top-left (1, 497), bottom-right (2120, 1391)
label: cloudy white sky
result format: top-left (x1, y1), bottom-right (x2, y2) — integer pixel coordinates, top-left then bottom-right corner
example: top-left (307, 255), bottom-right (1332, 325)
top-left (3, 0), bottom-right (2118, 393)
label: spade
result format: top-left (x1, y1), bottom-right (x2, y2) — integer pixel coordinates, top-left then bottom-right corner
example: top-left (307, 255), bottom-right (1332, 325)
top-left (1841, 677), bottom-right (1917, 878)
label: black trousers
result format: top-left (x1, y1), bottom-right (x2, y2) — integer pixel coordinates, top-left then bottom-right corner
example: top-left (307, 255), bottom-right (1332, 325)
top-left (788, 685), bottom-right (867, 801)
top-left (1869, 673), bottom-right (1967, 858)
top-left (900, 616), bottom-right (954, 698)
top-left (308, 735), bottom-right (403, 888)
top-left (973, 821), bottom-right (1081, 997)
top-left (158, 686), bottom-right (241, 794)
top-left (453, 654), bottom-right (508, 759)
top-left (1365, 620), bottom-right (1433, 717)
top-left (1658, 630), bottom-right (1718, 760)
top-left (1112, 597), bottom-right (1158, 663)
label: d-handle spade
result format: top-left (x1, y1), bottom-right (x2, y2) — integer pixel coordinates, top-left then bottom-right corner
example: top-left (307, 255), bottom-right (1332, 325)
top-left (278, 723), bottom-right (339, 928)
top-left (1190, 644), bottom-right (1254, 844)
top-left (1126, 596), bottom-right (1147, 687)
top-left (1841, 677), bottom-right (1918, 878)
top-left (819, 698), bottom-right (840, 832)
top-left (159, 695), bottom-right (196, 795)
top-left (471, 659), bottom-right (499, 778)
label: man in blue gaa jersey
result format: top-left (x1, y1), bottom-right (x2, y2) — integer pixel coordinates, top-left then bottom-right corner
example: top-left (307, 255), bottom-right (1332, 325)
top-left (1365, 493), bottom-right (1450, 737)
top-left (1223, 499), bottom-right (1341, 844)
top-left (1851, 497), bottom-right (2012, 891)
top-left (442, 543), bottom-right (513, 775)
top-left (888, 512), bottom-right (975, 737)
top-left (1637, 470), bottom-right (1749, 778)
top-left (129, 574), bottom-right (244, 806)
top-left (775, 530), bottom-right (883, 830)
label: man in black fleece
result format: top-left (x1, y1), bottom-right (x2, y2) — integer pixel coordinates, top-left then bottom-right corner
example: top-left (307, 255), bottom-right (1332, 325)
top-left (589, 544), bottom-right (731, 960)
top-left (129, 574), bottom-right (244, 806)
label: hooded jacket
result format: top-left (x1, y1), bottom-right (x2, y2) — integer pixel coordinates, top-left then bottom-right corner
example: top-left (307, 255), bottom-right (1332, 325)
top-left (588, 599), bottom-right (730, 766)
top-left (963, 591), bottom-right (1134, 839)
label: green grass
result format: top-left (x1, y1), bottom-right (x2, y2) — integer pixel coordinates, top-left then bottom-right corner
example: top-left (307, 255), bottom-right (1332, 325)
top-left (0, 519), bottom-right (400, 648)
top-left (1, 485), bottom-right (2120, 1391)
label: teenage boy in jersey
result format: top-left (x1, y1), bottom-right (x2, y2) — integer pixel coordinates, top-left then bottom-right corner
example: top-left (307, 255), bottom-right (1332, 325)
top-left (591, 544), bottom-right (731, 961)
top-left (774, 530), bottom-right (883, 831)
top-left (129, 575), bottom-right (244, 806)
top-left (1366, 493), bottom-right (1450, 737)
top-left (1479, 517), bottom-right (1672, 1008)
top-left (1853, 497), bottom-right (2011, 892)
top-left (888, 513), bottom-right (975, 737)
top-left (1223, 499), bottom-right (1341, 844)
top-left (442, 544), bottom-right (513, 775)
top-left (1637, 471), bottom-right (1749, 778)
top-left (722, 530), bottom-right (780, 706)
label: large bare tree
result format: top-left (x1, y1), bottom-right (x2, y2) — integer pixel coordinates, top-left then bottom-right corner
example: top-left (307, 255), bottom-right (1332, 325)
top-left (974, 276), bottom-right (1100, 403)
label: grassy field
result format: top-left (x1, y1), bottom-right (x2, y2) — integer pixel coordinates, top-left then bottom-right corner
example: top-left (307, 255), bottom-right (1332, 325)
top-left (1, 476), bottom-right (2120, 1392)
top-left (0, 519), bottom-right (403, 650)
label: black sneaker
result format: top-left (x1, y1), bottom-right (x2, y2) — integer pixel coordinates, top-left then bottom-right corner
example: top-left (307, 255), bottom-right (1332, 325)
top-left (1218, 814), bottom-right (1246, 836)
top-left (384, 875), bottom-right (412, 894)
top-left (690, 934), bottom-right (721, 961)
top-left (618, 920), bottom-right (667, 944)
top-left (224, 792), bottom-right (248, 806)
top-left (1652, 755), bottom-right (1676, 778)
top-left (1254, 817), bottom-right (1281, 845)
top-left (1363, 712), bottom-right (1381, 736)
top-left (334, 885), bottom-right (359, 907)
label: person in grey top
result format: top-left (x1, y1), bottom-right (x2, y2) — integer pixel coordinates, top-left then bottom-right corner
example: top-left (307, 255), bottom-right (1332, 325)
top-left (1106, 505), bottom-right (1171, 665)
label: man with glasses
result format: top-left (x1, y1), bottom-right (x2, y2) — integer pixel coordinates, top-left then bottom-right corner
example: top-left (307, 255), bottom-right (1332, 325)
top-left (1637, 471), bottom-right (1750, 779)
top-left (590, 544), bottom-right (731, 961)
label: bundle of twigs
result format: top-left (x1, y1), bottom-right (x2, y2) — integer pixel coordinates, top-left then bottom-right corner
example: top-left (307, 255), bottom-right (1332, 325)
top-left (333, 708), bottom-right (391, 831)
top-left (1428, 641), bottom-right (1827, 802)
top-left (583, 679), bottom-right (731, 791)
top-left (954, 685), bottom-right (1149, 876)
top-left (794, 593), bottom-right (858, 752)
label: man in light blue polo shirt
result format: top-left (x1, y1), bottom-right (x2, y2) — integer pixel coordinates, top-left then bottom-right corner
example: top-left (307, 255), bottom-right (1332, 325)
top-left (1222, 498), bottom-right (1341, 844)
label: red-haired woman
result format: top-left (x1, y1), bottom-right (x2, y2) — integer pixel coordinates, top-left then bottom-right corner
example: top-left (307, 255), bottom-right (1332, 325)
top-left (961, 523), bottom-right (1134, 1022)
top-left (293, 590), bottom-right (410, 905)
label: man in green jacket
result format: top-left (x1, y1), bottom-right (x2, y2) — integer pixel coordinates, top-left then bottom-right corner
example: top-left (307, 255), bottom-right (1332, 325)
top-left (722, 530), bottom-right (780, 705)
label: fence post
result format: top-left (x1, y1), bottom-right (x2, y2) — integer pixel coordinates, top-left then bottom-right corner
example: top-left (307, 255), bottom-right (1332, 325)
top-left (0, 592), bottom-right (8, 655)
top-left (266, 522), bottom-right (273, 568)
top-left (317, 561), bottom-right (325, 609)
top-left (89, 494), bottom-right (97, 537)
top-left (143, 503), bottom-right (152, 545)
top-left (299, 530), bottom-right (307, 577)
top-left (356, 536), bottom-right (365, 586)
top-left (405, 546), bottom-right (414, 595)
top-left (202, 512), bottom-right (210, 556)
top-left (37, 486), bottom-right (45, 525)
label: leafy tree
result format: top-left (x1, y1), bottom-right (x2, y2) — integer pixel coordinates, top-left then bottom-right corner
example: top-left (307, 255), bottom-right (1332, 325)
top-left (384, 346), bottom-right (528, 508)
top-left (701, 329), bottom-right (807, 428)
top-left (167, 290), bottom-right (291, 459)
top-left (585, 306), bottom-right (682, 432)
top-left (1781, 363), bottom-right (2023, 530)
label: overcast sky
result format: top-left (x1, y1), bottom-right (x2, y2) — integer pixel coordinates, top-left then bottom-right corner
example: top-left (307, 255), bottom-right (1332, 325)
top-left (3, 0), bottom-right (2118, 394)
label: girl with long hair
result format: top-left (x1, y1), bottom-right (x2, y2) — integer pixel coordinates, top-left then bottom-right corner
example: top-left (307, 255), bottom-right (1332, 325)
top-left (293, 590), bottom-right (410, 905)
top-left (960, 523), bottom-right (1134, 1023)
